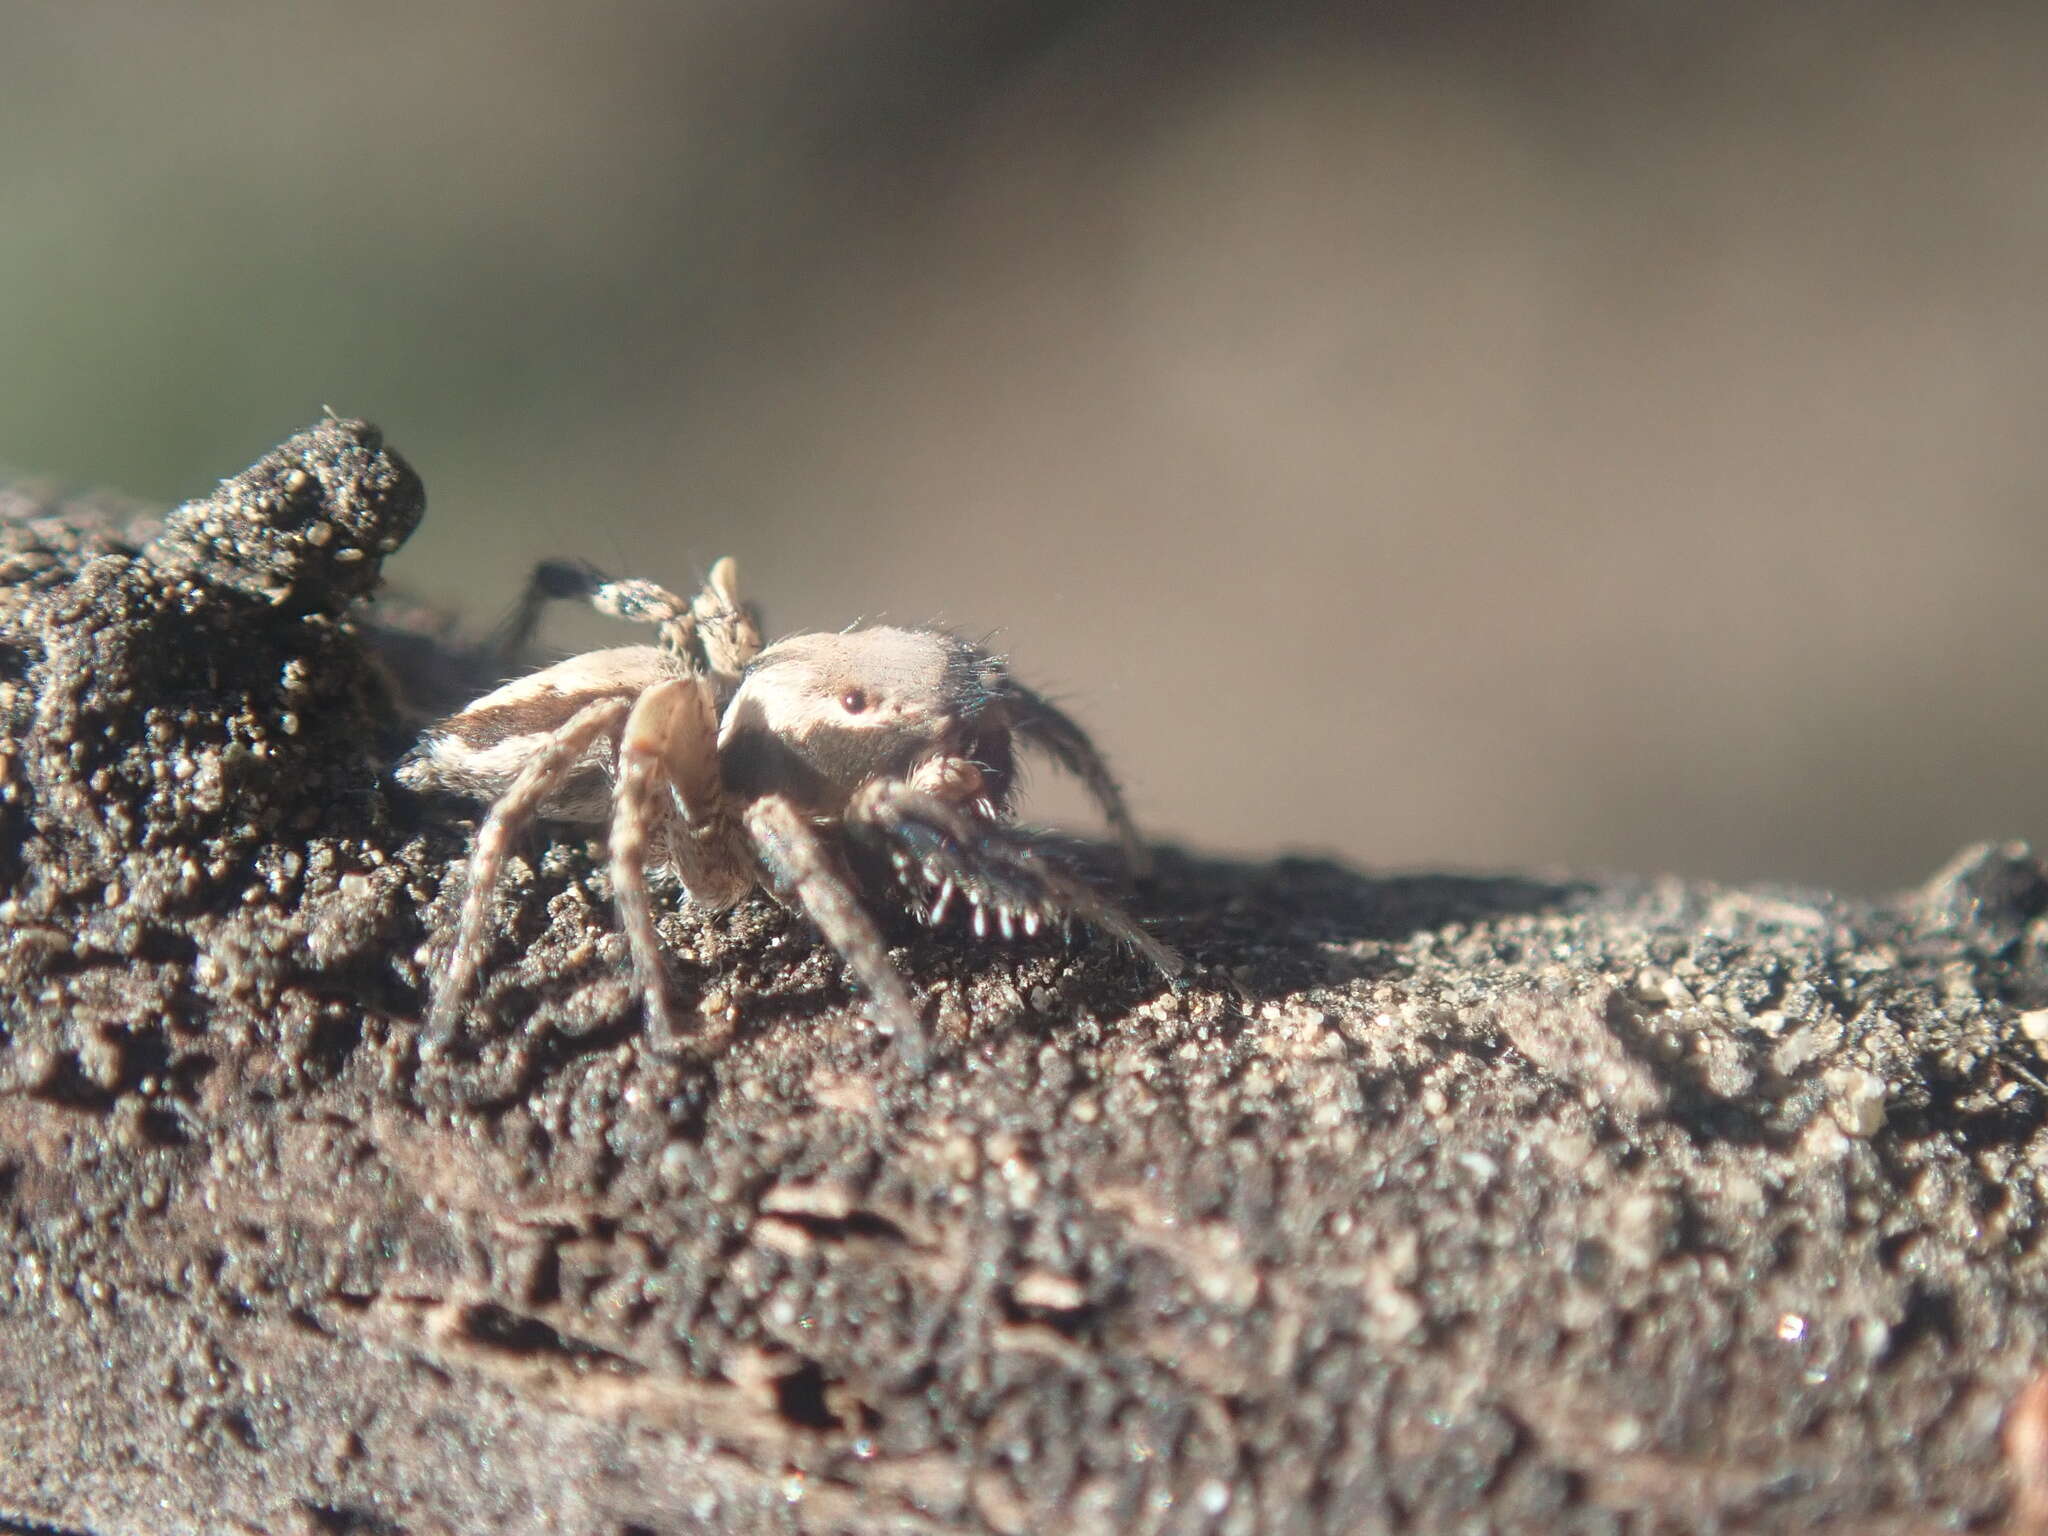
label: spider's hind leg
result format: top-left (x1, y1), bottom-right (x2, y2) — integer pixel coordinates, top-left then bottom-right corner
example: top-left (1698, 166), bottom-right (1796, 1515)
top-left (493, 556), bottom-right (761, 686)
top-left (491, 558), bottom-right (612, 663)
top-left (426, 696), bottom-right (632, 1049)
top-left (689, 556), bottom-right (763, 683)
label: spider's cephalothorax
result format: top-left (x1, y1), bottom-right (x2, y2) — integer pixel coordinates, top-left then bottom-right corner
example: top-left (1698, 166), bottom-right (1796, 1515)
top-left (397, 557), bottom-right (1182, 1067)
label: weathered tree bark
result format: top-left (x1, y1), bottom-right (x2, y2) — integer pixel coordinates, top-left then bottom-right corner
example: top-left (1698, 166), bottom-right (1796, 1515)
top-left (1, 421), bottom-right (2045, 1534)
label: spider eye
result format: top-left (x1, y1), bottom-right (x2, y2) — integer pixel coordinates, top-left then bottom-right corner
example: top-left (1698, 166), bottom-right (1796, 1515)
top-left (840, 688), bottom-right (870, 714)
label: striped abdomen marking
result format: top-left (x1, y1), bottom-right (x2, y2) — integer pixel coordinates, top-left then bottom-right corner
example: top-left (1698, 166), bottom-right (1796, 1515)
top-left (398, 645), bottom-right (670, 821)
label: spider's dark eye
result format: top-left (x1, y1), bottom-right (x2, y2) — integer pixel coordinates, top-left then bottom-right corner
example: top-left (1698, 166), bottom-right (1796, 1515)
top-left (840, 688), bottom-right (870, 714)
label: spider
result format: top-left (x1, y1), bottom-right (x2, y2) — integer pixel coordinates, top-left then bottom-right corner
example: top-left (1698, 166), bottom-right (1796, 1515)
top-left (397, 556), bottom-right (1183, 1067)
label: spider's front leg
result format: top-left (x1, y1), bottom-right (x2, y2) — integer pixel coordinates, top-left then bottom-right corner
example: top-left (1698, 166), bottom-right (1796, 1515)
top-left (742, 795), bottom-right (929, 1071)
top-left (847, 775), bottom-right (1184, 981)
top-left (1000, 680), bottom-right (1154, 879)
top-left (426, 696), bottom-right (633, 1046)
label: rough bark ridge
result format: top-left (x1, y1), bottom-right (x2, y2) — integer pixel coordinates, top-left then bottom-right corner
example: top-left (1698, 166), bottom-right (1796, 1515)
top-left (1, 422), bottom-right (2046, 1534)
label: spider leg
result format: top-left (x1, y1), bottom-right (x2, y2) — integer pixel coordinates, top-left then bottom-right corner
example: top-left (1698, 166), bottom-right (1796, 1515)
top-left (743, 795), bottom-right (929, 1070)
top-left (650, 668), bottom-right (757, 910)
top-left (586, 574), bottom-right (700, 667)
top-left (490, 556), bottom-right (761, 687)
top-left (611, 675), bottom-right (758, 1051)
top-left (427, 696), bottom-right (633, 1046)
top-left (849, 779), bottom-right (1184, 980)
top-left (1000, 681), bottom-right (1153, 879)
top-left (490, 558), bottom-right (613, 663)
top-left (610, 683), bottom-right (690, 1044)
top-left (690, 556), bottom-right (763, 684)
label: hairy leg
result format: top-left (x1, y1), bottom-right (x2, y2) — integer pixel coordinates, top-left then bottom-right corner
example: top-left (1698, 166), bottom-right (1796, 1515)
top-left (645, 671), bottom-right (756, 909)
top-left (493, 556), bottom-right (759, 686)
top-left (744, 795), bottom-right (929, 1070)
top-left (689, 556), bottom-right (763, 684)
top-left (1001, 681), bottom-right (1152, 878)
top-left (610, 683), bottom-right (691, 1046)
top-left (427, 696), bottom-right (632, 1045)
top-left (491, 558), bottom-right (615, 663)
top-left (610, 676), bottom-right (761, 1050)
top-left (850, 777), bottom-right (1184, 980)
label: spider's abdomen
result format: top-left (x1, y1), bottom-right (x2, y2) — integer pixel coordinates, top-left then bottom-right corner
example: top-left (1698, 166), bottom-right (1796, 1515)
top-left (398, 644), bottom-right (668, 819)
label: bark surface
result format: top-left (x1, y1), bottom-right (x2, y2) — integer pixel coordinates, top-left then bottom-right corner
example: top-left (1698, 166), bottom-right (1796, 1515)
top-left (1, 422), bottom-right (2046, 1534)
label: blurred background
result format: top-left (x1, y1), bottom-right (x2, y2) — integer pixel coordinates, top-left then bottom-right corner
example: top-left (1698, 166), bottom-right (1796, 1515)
top-left (4, 0), bottom-right (2044, 893)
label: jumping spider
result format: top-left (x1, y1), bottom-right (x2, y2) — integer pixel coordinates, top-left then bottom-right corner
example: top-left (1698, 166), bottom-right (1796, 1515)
top-left (398, 557), bottom-right (1182, 1066)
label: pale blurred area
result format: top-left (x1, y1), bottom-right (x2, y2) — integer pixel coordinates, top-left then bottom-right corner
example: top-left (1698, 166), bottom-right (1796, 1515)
top-left (4, 1), bottom-right (2044, 892)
